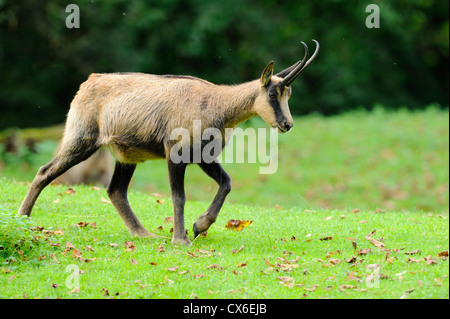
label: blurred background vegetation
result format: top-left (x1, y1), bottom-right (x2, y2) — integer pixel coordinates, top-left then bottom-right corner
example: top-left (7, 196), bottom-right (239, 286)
top-left (0, 0), bottom-right (448, 212)
top-left (0, 0), bottom-right (448, 128)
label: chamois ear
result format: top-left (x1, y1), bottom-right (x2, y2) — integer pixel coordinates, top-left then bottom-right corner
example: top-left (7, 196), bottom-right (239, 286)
top-left (260, 61), bottom-right (274, 86)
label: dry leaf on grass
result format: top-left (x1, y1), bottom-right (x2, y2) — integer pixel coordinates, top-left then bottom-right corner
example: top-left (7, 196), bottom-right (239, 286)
top-left (124, 241), bottom-right (136, 252)
top-left (101, 197), bottom-right (111, 204)
top-left (164, 217), bottom-right (174, 224)
top-left (225, 219), bottom-right (253, 231)
top-left (206, 264), bottom-right (224, 271)
top-left (406, 258), bottom-right (422, 263)
top-left (365, 230), bottom-right (385, 248)
top-left (357, 248), bottom-right (371, 256)
top-left (187, 251), bottom-right (199, 258)
top-left (424, 255), bottom-right (438, 265)
top-left (405, 249), bottom-right (421, 255)
top-left (344, 256), bottom-right (357, 264)
top-left (65, 188), bottom-right (76, 195)
top-left (232, 244), bottom-right (245, 254)
top-left (319, 236), bottom-right (333, 241)
top-left (54, 229), bottom-right (64, 236)
top-left (277, 276), bottom-right (294, 284)
top-left (69, 287), bottom-right (80, 294)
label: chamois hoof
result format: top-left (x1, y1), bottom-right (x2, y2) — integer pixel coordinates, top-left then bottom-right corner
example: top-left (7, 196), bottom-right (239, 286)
top-left (172, 236), bottom-right (192, 246)
top-left (193, 216), bottom-right (213, 238)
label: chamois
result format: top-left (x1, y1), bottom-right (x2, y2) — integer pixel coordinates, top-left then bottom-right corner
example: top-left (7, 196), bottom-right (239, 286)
top-left (19, 40), bottom-right (319, 245)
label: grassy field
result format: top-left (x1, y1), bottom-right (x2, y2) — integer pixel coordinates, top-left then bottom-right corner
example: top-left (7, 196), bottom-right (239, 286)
top-left (0, 107), bottom-right (448, 299)
top-left (0, 178), bottom-right (448, 299)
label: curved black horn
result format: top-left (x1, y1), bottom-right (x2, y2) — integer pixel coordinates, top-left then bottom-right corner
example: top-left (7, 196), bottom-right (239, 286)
top-left (280, 40), bottom-right (320, 87)
top-left (280, 41), bottom-right (309, 87)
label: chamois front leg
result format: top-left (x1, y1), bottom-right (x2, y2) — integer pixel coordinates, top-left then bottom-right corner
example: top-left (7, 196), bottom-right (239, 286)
top-left (193, 160), bottom-right (232, 238)
top-left (167, 160), bottom-right (191, 245)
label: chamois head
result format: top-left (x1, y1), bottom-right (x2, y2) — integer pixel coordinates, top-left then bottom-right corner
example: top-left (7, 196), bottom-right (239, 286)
top-left (254, 40), bottom-right (319, 133)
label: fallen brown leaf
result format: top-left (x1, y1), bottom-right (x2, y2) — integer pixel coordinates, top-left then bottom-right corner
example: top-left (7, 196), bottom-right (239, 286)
top-left (406, 258), bottom-right (422, 263)
top-left (357, 248), bottom-right (372, 256)
top-left (187, 251), bottom-right (199, 258)
top-left (277, 276), bottom-right (294, 284)
top-left (124, 241), bottom-right (136, 252)
top-left (54, 229), bottom-right (64, 236)
top-left (164, 217), bottom-right (174, 224)
top-left (264, 259), bottom-right (274, 267)
top-left (66, 242), bottom-right (75, 249)
top-left (225, 219), bottom-right (253, 231)
top-left (72, 249), bottom-right (82, 260)
top-left (76, 221), bottom-right (89, 228)
top-left (319, 236), bottom-right (333, 241)
top-left (69, 287), bottom-right (80, 294)
top-left (424, 255), bottom-right (438, 265)
top-left (345, 256), bottom-right (357, 264)
top-left (50, 253), bottom-right (59, 263)
top-left (206, 264), bottom-right (224, 271)
top-left (65, 188), bottom-right (76, 195)
top-left (232, 244), bottom-right (245, 254)
top-left (101, 197), bottom-right (111, 204)
top-left (405, 249), bottom-right (421, 255)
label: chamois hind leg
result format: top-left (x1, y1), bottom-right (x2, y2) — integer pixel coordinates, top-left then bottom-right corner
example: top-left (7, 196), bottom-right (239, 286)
top-left (19, 140), bottom-right (99, 217)
top-left (107, 162), bottom-right (156, 238)
top-left (167, 160), bottom-right (191, 245)
top-left (193, 160), bottom-right (232, 238)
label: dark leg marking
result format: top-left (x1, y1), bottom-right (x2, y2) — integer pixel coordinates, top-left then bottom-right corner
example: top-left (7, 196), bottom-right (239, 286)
top-left (107, 162), bottom-right (155, 237)
top-left (193, 160), bottom-right (232, 238)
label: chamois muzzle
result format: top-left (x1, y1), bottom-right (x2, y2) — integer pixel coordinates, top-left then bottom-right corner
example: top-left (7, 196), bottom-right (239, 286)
top-left (277, 120), bottom-right (293, 133)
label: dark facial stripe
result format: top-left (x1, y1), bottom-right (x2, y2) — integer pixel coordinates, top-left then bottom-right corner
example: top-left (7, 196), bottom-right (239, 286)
top-left (266, 81), bottom-right (288, 123)
top-left (268, 98), bottom-right (286, 123)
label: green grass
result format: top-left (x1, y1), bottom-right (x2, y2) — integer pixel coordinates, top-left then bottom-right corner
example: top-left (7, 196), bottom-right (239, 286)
top-left (0, 107), bottom-right (448, 299)
top-left (0, 178), bottom-right (448, 299)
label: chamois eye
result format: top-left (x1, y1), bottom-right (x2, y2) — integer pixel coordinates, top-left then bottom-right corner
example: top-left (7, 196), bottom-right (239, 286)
top-left (269, 93), bottom-right (276, 99)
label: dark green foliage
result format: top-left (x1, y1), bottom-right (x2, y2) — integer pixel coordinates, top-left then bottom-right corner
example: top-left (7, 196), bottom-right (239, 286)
top-left (0, 0), bottom-right (448, 129)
